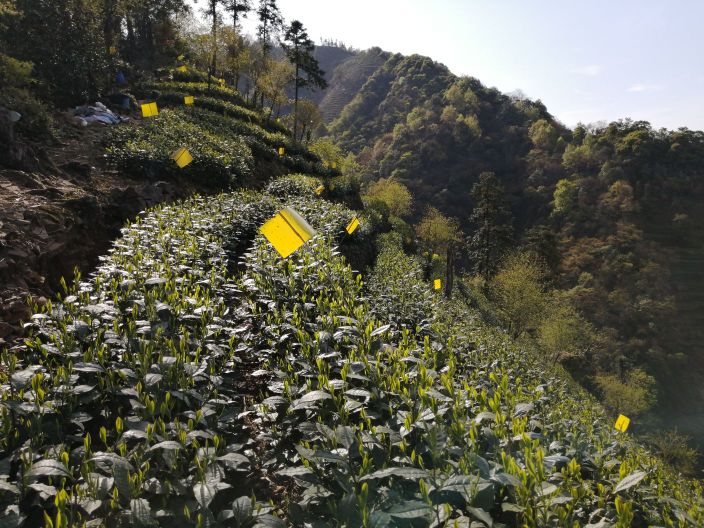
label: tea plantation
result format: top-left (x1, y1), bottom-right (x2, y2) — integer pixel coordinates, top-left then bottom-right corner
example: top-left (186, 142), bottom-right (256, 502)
top-left (0, 82), bottom-right (701, 527)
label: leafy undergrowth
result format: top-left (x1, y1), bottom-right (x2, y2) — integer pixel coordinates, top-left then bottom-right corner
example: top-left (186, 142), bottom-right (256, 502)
top-left (0, 178), bottom-right (701, 527)
top-left (106, 81), bottom-right (333, 186)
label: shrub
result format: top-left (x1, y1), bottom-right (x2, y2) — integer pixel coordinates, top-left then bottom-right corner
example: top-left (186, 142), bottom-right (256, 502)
top-left (595, 367), bottom-right (658, 416)
top-left (0, 53), bottom-right (52, 139)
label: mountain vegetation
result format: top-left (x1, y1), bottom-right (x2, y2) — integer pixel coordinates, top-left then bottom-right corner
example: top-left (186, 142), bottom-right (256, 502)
top-left (0, 0), bottom-right (703, 525)
top-left (314, 47), bottom-right (704, 428)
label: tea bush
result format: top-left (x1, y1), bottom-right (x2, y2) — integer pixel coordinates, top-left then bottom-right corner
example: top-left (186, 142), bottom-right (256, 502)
top-left (105, 109), bottom-right (253, 187)
top-left (0, 179), bottom-right (701, 526)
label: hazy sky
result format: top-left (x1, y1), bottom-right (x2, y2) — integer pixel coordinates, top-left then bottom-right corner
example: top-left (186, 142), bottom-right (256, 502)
top-left (192, 0), bottom-right (704, 130)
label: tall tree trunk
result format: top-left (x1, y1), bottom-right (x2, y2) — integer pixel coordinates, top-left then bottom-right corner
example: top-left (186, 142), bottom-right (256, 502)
top-left (445, 242), bottom-right (454, 299)
top-left (208, 0), bottom-right (217, 91)
top-left (293, 64), bottom-right (300, 141)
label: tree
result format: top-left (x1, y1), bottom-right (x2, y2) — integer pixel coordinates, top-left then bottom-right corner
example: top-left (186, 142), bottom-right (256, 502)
top-left (538, 301), bottom-right (593, 365)
top-left (468, 172), bottom-right (514, 279)
top-left (256, 58), bottom-right (293, 118)
top-left (415, 206), bottom-right (460, 255)
top-left (203, 0), bottom-right (225, 88)
top-left (294, 99), bottom-right (322, 142)
top-left (362, 178), bottom-right (413, 218)
top-left (489, 251), bottom-right (548, 337)
top-left (221, 27), bottom-right (250, 90)
top-left (415, 206), bottom-right (461, 298)
top-left (8, 0), bottom-right (109, 105)
top-left (282, 20), bottom-right (327, 140)
top-left (224, 0), bottom-right (250, 31)
top-left (256, 0), bottom-right (282, 58)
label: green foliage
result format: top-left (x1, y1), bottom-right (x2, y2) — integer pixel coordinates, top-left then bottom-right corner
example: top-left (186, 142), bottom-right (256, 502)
top-left (646, 430), bottom-right (700, 477)
top-left (106, 108), bottom-right (252, 186)
top-left (552, 178), bottom-right (578, 215)
top-left (488, 251), bottom-right (547, 336)
top-left (595, 368), bottom-right (658, 417)
top-left (0, 53), bottom-right (52, 138)
top-left (537, 300), bottom-right (594, 365)
top-left (8, 0), bottom-right (109, 106)
top-left (415, 206), bottom-right (461, 255)
top-left (469, 172), bottom-right (514, 279)
top-left (362, 177), bottom-right (413, 218)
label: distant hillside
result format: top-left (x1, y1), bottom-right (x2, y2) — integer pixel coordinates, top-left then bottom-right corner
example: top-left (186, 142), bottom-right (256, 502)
top-left (320, 45), bottom-right (704, 425)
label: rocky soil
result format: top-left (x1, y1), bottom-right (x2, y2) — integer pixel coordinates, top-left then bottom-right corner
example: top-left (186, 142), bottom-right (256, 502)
top-left (0, 120), bottom-right (200, 345)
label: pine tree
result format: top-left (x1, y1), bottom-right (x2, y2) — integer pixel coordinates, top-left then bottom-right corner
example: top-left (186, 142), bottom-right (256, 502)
top-left (224, 0), bottom-right (251, 31)
top-left (256, 0), bottom-right (282, 58)
top-left (282, 20), bottom-right (327, 141)
top-left (468, 171), bottom-right (514, 280)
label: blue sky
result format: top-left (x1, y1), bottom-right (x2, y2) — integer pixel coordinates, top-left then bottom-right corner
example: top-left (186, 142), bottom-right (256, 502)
top-left (191, 0), bottom-right (704, 130)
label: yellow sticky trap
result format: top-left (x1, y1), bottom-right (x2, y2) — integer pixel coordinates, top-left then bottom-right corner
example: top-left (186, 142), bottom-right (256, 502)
top-left (614, 414), bottom-right (630, 432)
top-left (332, 161), bottom-right (337, 169)
top-left (434, 279), bottom-right (442, 290)
top-left (177, 65), bottom-right (187, 73)
top-left (218, 78), bottom-right (226, 87)
top-left (278, 147), bottom-right (285, 156)
top-left (260, 207), bottom-right (316, 258)
top-left (109, 46), bottom-right (117, 55)
top-left (171, 148), bottom-right (193, 168)
top-left (184, 96), bottom-right (194, 105)
top-left (177, 54), bottom-right (185, 60)
top-left (346, 217), bottom-right (360, 234)
top-left (314, 185), bottom-right (325, 196)
top-left (141, 102), bottom-right (158, 118)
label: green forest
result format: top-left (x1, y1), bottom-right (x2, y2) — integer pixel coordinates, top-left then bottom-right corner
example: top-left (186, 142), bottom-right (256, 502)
top-left (0, 0), bottom-right (703, 526)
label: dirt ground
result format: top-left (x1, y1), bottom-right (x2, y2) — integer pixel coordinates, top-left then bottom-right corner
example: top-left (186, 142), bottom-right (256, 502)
top-left (0, 118), bottom-right (198, 346)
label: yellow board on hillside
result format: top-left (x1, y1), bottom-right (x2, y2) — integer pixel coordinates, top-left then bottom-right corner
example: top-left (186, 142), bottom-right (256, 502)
top-left (434, 279), bottom-right (442, 290)
top-left (184, 95), bottom-right (195, 105)
top-left (177, 54), bottom-right (185, 60)
top-left (171, 148), bottom-right (193, 168)
top-left (278, 147), bottom-right (285, 156)
top-left (260, 207), bottom-right (316, 259)
top-left (331, 161), bottom-right (337, 169)
top-left (614, 414), bottom-right (630, 432)
top-left (177, 65), bottom-right (187, 73)
top-left (314, 185), bottom-right (325, 196)
top-left (346, 217), bottom-right (360, 235)
top-left (218, 78), bottom-right (226, 87)
top-left (141, 102), bottom-right (159, 118)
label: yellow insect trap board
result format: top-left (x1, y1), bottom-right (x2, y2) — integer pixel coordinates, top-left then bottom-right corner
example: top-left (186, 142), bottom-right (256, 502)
top-left (314, 185), bottom-right (325, 196)
top-left (177, 65), bottom-right (188, 73)
top-left (184, 96), bottom-right (195, 105)
top-left (141, 102), bottom-right (158, 118)
top-left (434, 279), bottom-right (442, 290)
top-left (278, 147), bottom-right (285, 156)
top-left (346, 217), bottom-right (360, 234)
top-left (260, 207), bottom-right (316, 259)
top-left (171, 148), bottom-right (193, 168)
top-left (614, 414), bottom-right (630, 432)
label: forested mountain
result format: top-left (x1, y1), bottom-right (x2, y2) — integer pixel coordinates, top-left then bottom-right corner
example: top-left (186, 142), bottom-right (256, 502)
top-left (317, 46), bottom-right (704, 422)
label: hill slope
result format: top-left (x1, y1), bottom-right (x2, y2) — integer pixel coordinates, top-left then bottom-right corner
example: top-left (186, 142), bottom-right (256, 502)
top-left (321, 46), bottom-right (704, 419)
top-left (4, 175), bottom-right (702, 526)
